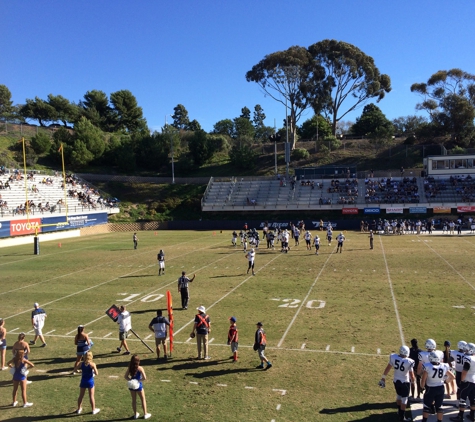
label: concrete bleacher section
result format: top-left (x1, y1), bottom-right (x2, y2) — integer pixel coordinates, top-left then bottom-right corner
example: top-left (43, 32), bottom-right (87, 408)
top-left (0, 169), bottom-right (119, 218)
top-left (201, 175), bottom-right (475, 211)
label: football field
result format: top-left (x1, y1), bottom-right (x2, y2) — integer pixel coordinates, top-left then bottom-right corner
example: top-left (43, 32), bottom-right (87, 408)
top-left (1, 229), bottom-right (474, 421)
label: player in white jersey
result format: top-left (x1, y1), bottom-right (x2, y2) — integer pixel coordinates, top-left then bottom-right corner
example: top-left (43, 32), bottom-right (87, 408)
top-left (379, 345), bottom-right (414, 422)
top-left (314, 235), bottom-right (320, 255)
top-left (327, 226), bottom-right (333, 246)
top-left (245, 248), bottom-right (256, 276)
top-left (336, 233), bottom-right (346, 253)
top-left (417, 339), bottom-right (444, 376)
top-left (422, 352), bottom-right (454, 422)
top-left (451, 343), bottom-right (475, 422)
top-left (304, 231), bottom-right (312, 250)
top-left (451, 341), bottom-right (468, 400)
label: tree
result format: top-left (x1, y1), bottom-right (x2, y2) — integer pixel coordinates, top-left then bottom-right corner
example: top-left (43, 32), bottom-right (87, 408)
top-left (31, 132), bottom-right (51, 154)
top-left (240, 106), bottom-right (251, 120)
top-left (137, 132), bottom-right (170, 170)
top-left (233, 117), bottom-right (255, 139)
top-left (253, 105), bottom-right (266, 128)
top-left (19, 97), bottom-right (57, 126)
top-left (298, 115), bottom-right (332, 140)
top-left (307, 39), bottom-right (391, 136)
top-left (392, 115), bottom-right (428, 135)
top-left (80, 90), bottom-right (115, 131)
top-left (70, 139), bottom-right (94, 168)
top-left (171, 104), bottom-right (190, 130)
top-left (110, 89), bottom-right (147, 133)
top-left (188, 130), bottom-right (214, 166)
top-left (368, 126), bottom-right (394, 150)
top-left (187, 119), bottom-right (202, 132)
top-left (212, 119), bottom-right (234, 138)
top-left (246, 46), bottom-right (325, 149)
top-left (74, 116), bottom-right (105, 160)
top-left (336, 120), bottom-right (353, 135)
top-left (229, 144), bottom-right (257, 169)
top-left (411, 69), bottom-right (475, 145)
top-left (47, 94), bottom-right (78, 127)
top-left (351, 104), bottom-right (394, 137)
top-left (0, 84), bottom-right (14, 120)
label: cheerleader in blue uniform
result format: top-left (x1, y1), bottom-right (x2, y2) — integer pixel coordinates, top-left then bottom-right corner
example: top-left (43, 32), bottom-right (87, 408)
top-left (7, 350), bottom-right (34, 407)
top-left (124, 354), bottom-right (151, 419)
top-left (74, 325), bottom-right (92, 372)
top-left (74, 351), bottom-right (99, 415)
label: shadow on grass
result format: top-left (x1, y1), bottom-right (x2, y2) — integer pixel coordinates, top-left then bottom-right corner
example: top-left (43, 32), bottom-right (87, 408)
top-left (130, 309), bottom-right (158, 315)
top-left (209, 274), bottom-right (243, 278)
top-left (119, 275), bottom-right (154, 278)
top-left (187, 367), bottom-right (255, 378)
top-left (2, 413), bottom-right (133, 421)
top-left (320, 401), bottom-right (396, 416)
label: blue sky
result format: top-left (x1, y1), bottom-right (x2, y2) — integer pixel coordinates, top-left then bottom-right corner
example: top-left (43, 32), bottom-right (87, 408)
top-left (2, 1), bottom-right (474, 133)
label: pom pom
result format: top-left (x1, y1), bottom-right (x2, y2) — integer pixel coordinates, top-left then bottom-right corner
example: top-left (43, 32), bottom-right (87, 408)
top-left (127, 379), bottom-right (140, 390)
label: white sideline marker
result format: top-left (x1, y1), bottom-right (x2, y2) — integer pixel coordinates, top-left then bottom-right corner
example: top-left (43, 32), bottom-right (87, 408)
top-left (87, 331), bottom-right (93, 335)
top-left (351, 346), bottom-right (355, 353)
top-left (161, 380), bottom-right (171, 382)
top-left (377, 348), bottom-right (381, 355)
top-left (208, 338), bottom-right (215, 343)
top-left (66, 328), bottom-right (77, 335)
top-left (185, 337), bottom-right (192, 343)
top-left (245, 386), bottom-right (254, 390)
top-left (144, 334), bottom-right (152, 340)
top-left (326, 345), bottom-right (330, 351)
top-left (272, 389), bottom-right (287, 396)
top-left (217, 383), bottom-right (227, 387)
top-left (26, 330), bottom-right (34, 334)
top-left (103, 332), bottom-right (112, 338)
top-left (9, 328), bottom-right (19, 333)
top-left (276, 404), bottom-right (281, 411)
top-left (189, 381), bottom-right (198, 385)
top-left (36, 369), bottom-right (47, 373)
top-left (301, 343), bottom-right (306, 350)
top-left (109, 375), bottom-right (119, 379)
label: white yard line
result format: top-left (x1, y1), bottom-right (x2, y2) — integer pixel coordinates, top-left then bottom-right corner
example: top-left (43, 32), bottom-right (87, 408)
top-left (174, 254), bottom-right (282, 335)
top-left (379, 236), bottom-right (405, 345)
top-left (277, 247), bottom-right (335, 348)
top-left (3, 239), bottom-right (231, 322)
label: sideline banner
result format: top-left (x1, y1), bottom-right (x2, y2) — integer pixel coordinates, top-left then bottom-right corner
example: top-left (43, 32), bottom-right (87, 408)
top-left (385, 207), bottom-right (403, 214)
top-left (364, 208), bottom-right (380, 214)
top-left (10, 218), bottom-right (41, 236)
top-left (342, 208), bottom-right (358, 214)
top-left (457, 206), bottom-right (475, 213)
top-left (41, 213), bottom-right (108, 232)
top-left (433, 207), bottom-right (451, 213)
top-left (409, 207), bottom-right (427, 213)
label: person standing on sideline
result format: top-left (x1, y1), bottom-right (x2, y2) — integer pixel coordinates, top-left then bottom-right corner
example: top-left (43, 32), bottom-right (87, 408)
top-left (117, 306), bottom-right (131, 355)
top-left (190, 306), bottom-right (211, 360)
top-left (178, 271), bottom-right (195, 310)
top-left (133, 233), bottom-right (138, 249)
top-left (74, 325), bottom-right (93, 371)
top-left (254, 322), bottom-right (272, 370)
top-left (409, 338), bottom-right (423, 402)
top-left (246, 248), bottom-right (256, 276)
top-left (148, 310), bottom-right (170, 360)
top-left (369, 230), bottom-right (374, 250)
top-left (0, 318), bottom-right (7, 370)
top-left (157, 249), bottom-right (165, 276)
top-left (314, 234), bottom-right (320, 255)
top-left (378, 345), bottom-right (414, 422)
top-left (451, 341), bottom-right (468, 401)
top-left (7, 350), bottom-right (34, 407)
top-left (336, 232), bottom-right (346, 253)
top-left (450, 343), bottom-right (475, 422)
top-left (74, 351), bottom-right (100, 415)
top-left (227, 317), bottom-right (238, 362)
top-left (124, 355), bottom-right (151, 420)
top-left (30, 303), bottom-right (47, 347)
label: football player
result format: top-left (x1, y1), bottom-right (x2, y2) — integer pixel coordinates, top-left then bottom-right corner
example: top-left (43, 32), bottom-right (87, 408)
top-left (450, 343), bottom-right (475, 422)
top-left (379, 345), bottom-right (414, 422)
top-left (451, 340), bottom-right (468, 400)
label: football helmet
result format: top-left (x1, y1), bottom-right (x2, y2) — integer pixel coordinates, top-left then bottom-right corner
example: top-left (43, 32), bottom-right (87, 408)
top-left (458, 340), bottom-right (468, 352)
top-left (425, 338), bottom-right (436, 351)
top-left (399, 345), bottom-right (410, 357)
top-left (428, 351), bottom-right (440, 364)
top-left (466, 343), bottom-right (475, 355)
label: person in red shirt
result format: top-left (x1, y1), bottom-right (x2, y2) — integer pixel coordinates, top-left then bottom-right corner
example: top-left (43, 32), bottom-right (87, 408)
top-left (227, 317), bottom-right (238, 362)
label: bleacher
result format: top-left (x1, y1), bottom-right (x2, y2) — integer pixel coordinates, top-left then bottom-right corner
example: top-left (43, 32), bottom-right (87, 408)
top-left (0, 169), bottom-right (118, 218)
top-left (201, 175), bottom-right (475, 211)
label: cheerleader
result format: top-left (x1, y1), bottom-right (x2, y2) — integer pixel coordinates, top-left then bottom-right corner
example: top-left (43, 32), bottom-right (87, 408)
top-left (124, 354), bottom-right (151, 419)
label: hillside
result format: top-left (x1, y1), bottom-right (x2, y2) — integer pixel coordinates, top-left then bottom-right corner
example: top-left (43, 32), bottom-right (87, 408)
top-left (0, 122), bottom-right (438, 222)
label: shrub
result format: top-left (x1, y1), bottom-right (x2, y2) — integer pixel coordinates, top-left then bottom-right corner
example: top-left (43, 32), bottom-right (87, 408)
top-left (291, 148), bottom-right (310, 160)
top-left (31, 132), bottom-right (51, 154)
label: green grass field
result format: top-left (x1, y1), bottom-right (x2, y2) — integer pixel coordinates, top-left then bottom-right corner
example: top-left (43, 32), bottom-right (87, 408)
top-left (1, 230), bottom-right (474, 421)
